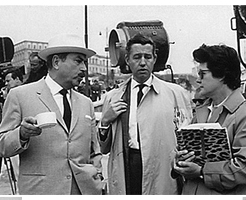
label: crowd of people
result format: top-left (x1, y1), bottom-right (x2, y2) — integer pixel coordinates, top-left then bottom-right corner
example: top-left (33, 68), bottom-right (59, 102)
top-left (0, 32), bottom-right (246, 195)
top-left (77, 79), bottom-right (122, 103)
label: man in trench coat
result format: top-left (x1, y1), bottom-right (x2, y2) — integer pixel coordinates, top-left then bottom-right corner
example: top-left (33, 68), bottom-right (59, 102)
top-left (98, 33), bottom-right (192, 194)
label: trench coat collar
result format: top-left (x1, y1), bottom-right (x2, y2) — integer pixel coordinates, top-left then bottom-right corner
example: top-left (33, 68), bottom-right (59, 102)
top-left (195, 88), bottom-right (245, 123)
top-left (121, 74), bottom-right (160, 95)
top-left (222, 88), bottom-right (245, 113)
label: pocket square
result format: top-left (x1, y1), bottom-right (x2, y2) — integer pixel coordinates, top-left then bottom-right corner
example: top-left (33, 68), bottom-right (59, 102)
top-left (85, 115), bottom-right (92, 120)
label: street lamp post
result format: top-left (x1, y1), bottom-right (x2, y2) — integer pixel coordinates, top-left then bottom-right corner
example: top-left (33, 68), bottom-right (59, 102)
top-left (84, 5), bottom-right (90, 97)
top-left (100, 28), bottom-right (109, 88)
top-left (105, 27), bottom-right (109, 88)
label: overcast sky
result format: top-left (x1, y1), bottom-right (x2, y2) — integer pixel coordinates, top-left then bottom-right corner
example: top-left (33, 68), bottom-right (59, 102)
top-left (0, 3), bottom-right (240, 73)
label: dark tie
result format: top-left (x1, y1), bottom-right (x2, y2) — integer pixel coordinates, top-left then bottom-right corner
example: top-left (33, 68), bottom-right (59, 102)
top-left (137, 84), bottom-right (146, 106)
top-left (59, 89), bottom-right (71, 131)
top-left (137, 84), bottom-right (146, 143)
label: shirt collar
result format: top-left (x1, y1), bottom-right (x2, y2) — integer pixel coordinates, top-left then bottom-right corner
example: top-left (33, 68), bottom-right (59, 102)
top-left (131, 75), bottom-right (153, 90)
top-left (208, 95), bottom-right (230, 112)
top-left (45, 73), bottom-right (70, 96)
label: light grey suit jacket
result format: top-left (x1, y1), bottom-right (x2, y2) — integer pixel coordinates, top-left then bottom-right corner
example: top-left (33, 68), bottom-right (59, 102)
top-left (0, 78), bottom-right (102, 195)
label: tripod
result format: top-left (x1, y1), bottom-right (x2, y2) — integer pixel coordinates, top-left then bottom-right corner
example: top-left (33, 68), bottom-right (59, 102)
top-left (0, 157), bottom-right (17, 195)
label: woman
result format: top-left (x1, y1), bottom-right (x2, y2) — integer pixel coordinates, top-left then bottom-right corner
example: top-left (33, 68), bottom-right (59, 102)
top-left (172, 44), bottom-right (246, 194)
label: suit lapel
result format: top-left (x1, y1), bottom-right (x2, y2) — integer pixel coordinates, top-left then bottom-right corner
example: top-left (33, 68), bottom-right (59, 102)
top-left (36, 79), bottom-right (67, 132)
top-left (70, 90), bottom-right (80, 133)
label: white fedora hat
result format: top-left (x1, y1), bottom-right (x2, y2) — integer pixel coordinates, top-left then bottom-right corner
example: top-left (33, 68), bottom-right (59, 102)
top-left (39, 34), bottom-right (96, 61)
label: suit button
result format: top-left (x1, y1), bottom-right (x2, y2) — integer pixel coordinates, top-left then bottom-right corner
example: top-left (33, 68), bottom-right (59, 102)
top-left (68, 139), bottom-right (71, 143)
top-left (66, 175), bottom-right (71, 179)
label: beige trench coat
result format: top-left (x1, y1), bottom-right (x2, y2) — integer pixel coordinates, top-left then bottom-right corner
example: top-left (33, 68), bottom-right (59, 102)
top-left (99, 75), bottom-right (192, 194)
top-left (182, 89), bottom-right (246, 195)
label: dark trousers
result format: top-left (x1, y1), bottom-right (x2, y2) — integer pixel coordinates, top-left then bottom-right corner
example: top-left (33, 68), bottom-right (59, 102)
top-left (129, 148), bottom-right (142, 194)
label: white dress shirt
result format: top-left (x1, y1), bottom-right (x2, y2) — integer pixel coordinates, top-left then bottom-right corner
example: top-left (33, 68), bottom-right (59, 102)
top-left (207, 96), bottom-right (229, 122)
top-left (129, 76), bottom-right (152, 149)
top-left (45, 74), bottom-right (71, 116)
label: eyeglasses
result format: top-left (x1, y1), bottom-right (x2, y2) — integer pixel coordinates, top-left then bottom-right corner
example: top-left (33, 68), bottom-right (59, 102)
top-left (198, 70), bottom-right (210, 79)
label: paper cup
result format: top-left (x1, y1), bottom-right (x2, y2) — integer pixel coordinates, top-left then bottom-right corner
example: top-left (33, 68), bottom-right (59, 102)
top-left (35, 112), bottom-right (57, 128)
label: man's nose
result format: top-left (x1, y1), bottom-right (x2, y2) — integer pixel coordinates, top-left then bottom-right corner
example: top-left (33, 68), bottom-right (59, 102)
top-left (139, 56), bottom-right (146, 66)
top-left (80, 62), bottom-right (87, 71)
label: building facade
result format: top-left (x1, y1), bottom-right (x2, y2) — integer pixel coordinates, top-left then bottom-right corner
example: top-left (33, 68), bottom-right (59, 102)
top-left (11, 39), bottom-right (120, 78)
top-left (12, 40), bottom-right (48, 74)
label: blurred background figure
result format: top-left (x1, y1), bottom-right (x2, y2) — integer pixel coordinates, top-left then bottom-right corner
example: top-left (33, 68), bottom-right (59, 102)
top-left (25, 52), bottom-right (47, 84)
top-left (4, 68), bottom-right (23, 95)
top-left (105, 82), bottom-right (116, 92)
top-left (77, 81), bottom-right (87, 96)
top-left (178, 77), bottom-right (195, 110)
top-left (191, 87), bottom-right (208, 122)
top-left (91, 79), bottom-right (101, 102)
top-left (192, 87), bottom-right (207, 108)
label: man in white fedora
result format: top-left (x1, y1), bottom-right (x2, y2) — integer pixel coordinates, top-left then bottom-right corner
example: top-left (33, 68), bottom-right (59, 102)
top-left (0, 34), bottom-right (103, 195)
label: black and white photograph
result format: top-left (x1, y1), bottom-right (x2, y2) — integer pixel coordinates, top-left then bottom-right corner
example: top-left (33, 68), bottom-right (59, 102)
top-left (1, 1), bottom-right (246, 197)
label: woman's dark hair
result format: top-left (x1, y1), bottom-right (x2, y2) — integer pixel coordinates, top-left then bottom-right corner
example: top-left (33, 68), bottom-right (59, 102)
top-left (193, 44), bottom-right (241, 90)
